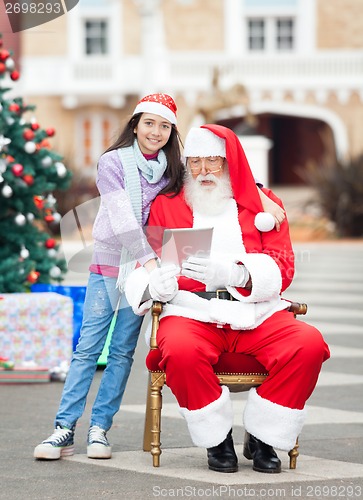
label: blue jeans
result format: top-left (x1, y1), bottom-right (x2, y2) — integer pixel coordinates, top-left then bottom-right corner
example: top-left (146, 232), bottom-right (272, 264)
top-left (55, 272), bottom-right (143, 431)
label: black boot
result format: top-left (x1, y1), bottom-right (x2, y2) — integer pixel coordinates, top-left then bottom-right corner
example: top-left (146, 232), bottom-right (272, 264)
top-left (207, 429), bottom-right (238, 473)
top-left (243, 432), bottom-right (281, 473)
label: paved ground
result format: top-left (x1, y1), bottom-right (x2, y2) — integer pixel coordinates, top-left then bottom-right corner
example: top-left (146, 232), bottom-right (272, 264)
top-left (1, 240), bottom-right (362, 500)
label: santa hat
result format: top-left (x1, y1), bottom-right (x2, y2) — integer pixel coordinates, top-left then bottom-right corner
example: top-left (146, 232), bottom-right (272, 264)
top-left (183, 127), bottom-right (226, 158)
top-left (133, 93), bottom-right (177, 125)
top-left (201, 124), bottom-right (275, 232)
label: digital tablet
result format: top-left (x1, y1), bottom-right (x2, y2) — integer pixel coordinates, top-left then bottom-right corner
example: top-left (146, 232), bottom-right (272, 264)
top-left (161, 227), bottom-right (214, 267)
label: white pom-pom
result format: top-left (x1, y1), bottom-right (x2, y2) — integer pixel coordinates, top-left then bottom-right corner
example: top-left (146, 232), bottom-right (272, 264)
top-left (254, 212), bottom-right (275, 232)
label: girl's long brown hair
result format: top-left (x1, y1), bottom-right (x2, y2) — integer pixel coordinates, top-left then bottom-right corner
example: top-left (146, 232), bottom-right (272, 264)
top-left (102, 113), bottom-right (184, 196)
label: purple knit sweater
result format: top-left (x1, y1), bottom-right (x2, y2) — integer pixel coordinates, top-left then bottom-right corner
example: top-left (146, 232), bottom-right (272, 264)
top-left (90, 149), bottom-right (168, 272)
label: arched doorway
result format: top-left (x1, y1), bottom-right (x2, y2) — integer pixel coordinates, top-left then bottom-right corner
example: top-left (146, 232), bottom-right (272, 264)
top-left (218, 114), bottom-right (335, 186)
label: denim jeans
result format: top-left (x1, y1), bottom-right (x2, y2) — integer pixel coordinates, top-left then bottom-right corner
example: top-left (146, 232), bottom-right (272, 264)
top-left (55, 272), bottom-right (143, 431)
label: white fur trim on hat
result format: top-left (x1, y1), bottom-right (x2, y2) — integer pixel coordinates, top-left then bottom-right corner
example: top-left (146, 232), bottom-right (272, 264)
top-left (133, 101), bottom-right (177, 125)
top-left (183, 128), bottom-right (226, 158)
top-left (243, 388), bottom-right (307, 451)
top-left (255, 212), bottom-right (276, 232)
top-left (179, 385), bottom-right (233, 448)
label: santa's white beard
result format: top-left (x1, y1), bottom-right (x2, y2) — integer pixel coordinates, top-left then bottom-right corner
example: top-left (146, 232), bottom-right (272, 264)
top-left (184, 172), bottom-right (233, 216)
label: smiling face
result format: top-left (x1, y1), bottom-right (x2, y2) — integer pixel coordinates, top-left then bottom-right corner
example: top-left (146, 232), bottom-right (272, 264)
top-left (134, 113), bottom-right (172, 155)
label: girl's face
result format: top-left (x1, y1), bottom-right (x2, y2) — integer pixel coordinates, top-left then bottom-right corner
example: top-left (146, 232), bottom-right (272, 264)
top-left (134, 113), bottom-right (172, 155)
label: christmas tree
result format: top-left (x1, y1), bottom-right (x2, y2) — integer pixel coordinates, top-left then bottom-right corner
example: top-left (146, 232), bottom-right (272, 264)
top-left (0, 34), bottom-right (72, 293)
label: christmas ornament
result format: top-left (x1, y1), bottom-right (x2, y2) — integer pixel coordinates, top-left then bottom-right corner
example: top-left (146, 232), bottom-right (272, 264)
top-left (27, 270), bottom-right (40, 283)
top-left (49, 266), bottom-right (61, 278)
top-left (44, 214), bottom-right (55, 223)
top-left (46, 127), bottom-right (55, 137)
top-left (0, 135), bottom-right (11, 151)
top-left (45, 238), bottom-right (56, 249)
top-left (47, 248), bottom-right (57, 258)
top-left (20, 245), bottom-right (30, 259)
top-left (23, 174), bottom-right (34, 186)
top-left (1, 185), bottom-right (13, 197)
top-left (23, 129), bottom-right (35, 141)
top-left (55, 162), bottom-right (67, 177)
top-left (46, 194), bottom-right (57, 206)
top-left (30, 121), bottom-right (40, 131)
top-left (24, 141), bottom-right (37, 154)
top-left (33, 195), bottom-right (45, 209)
top-left (5, 57), bottom-right (15, 70)
top-left (0, 49), bottom-right (10, 61)
top-left (26, 212), bottom-right (35, 222)
top-left (10, 71), bottom-right (20, 81)
top-left (41, 156), bottom-right (52, 167)
top-left (254, 212), bottom-right (276, 232)
top-left (8, 103), bottom-right (20, 112)
top-left (14, 213), bottom-right (26, 226)
top-left (0, 62), bottom-right (6, 74)
top-left (11, 163), bottom-right (24, 176)
top-left (51, 212), bottom-right (62, 224)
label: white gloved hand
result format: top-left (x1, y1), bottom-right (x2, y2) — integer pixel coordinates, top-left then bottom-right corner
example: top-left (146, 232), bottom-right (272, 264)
top-left (148, 264), bottom-right (180, 302)
top-left (181, 256), bottom-right (249, 289)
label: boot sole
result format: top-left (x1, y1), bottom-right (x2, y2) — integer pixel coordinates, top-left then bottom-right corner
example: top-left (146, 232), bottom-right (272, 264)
top-left (208, 465), bottom-right (238, 473)
top-left (244, 449), bottom-right (281, 473)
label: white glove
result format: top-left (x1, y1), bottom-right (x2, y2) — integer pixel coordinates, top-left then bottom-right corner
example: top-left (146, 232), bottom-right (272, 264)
top-left (148, 264), bottom-right (180, 302)
top-left (181, 256), bottom-right (249, 289)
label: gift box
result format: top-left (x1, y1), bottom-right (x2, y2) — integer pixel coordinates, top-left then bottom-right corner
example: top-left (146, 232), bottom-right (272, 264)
top-left (0, 366), bottom-right (50, 384)
top-left (0, 292), bottom-right (73, 369)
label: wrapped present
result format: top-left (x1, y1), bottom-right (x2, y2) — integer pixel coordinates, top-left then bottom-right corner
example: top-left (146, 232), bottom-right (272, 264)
top-left (0, 366), bottom-right (50, 384)
top-left (0, 292), bottom-right (73, 369)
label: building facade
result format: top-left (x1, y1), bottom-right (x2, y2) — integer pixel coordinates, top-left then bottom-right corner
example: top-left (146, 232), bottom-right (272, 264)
top-left (2, 0), bottom-right (363, 186)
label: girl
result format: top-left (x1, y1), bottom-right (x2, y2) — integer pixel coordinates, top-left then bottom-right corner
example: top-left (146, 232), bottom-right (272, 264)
top-left (34, 94), bottom-right (184, 461)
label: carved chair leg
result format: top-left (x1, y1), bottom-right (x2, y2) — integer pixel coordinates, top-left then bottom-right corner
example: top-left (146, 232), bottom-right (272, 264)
top-left (149, 377), bottom-right (163, 467)
top-left (288, 437), bottom-right (299, 469)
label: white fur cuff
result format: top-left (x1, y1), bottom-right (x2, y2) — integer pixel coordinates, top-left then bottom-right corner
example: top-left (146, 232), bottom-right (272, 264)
top-left (243, 388), bottom-right (306, 451)
top-left (179, 386), bottom-right (233, 448)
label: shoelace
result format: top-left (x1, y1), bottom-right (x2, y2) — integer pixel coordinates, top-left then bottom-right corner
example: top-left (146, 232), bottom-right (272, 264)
top-left (43, 426), bottom-right (72, 445)
top-left (88, 426), bottom-right (109, 446)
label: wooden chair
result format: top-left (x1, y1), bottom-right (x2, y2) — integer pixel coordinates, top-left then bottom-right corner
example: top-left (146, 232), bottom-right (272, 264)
top-left (143, 300), bottom-right (308, 469)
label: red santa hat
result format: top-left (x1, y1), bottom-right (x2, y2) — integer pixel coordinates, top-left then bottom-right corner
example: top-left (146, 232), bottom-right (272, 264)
top-left (133, 93), bottom-right (177, 125)
top-left (200, 124), bottom-right (275, 232)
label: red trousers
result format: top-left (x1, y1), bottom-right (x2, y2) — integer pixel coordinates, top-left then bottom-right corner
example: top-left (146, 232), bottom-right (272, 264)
top-left (157, 310), bottom-right (330, 411)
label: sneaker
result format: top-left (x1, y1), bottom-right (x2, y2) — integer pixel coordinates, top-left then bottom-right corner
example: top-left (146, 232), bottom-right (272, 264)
top-left (34, 423), bottom-right (75, 460)
top-left (87, 425), bottom-right (112, 459)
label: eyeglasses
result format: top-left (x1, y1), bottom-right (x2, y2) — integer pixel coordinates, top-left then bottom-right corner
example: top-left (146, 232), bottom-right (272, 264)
top-left (188, 156), bottom-right (224, 174)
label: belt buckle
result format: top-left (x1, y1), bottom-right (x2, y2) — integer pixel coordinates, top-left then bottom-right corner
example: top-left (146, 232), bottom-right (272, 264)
top-left (216, 289), bottom-right (232, 300)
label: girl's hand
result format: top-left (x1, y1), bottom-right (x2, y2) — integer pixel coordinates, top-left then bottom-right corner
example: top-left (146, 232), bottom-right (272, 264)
top-left (258, 189), bottom-right (286, 232)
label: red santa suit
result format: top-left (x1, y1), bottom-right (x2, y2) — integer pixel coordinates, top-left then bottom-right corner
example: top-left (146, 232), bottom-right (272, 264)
top-left (125, 124), bottom-right (330, 451)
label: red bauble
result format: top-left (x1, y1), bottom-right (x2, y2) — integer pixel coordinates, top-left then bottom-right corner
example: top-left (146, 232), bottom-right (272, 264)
top-left (27, 270), bottom-right (40, 284)
top-left (33, 195), bottom-right (45, 209)
top-left (11, 163), bottom-right (24, 176)
top-left (8, 103), bottom-right (20, 112)
top-left (23, 129), bottom-right (35, 141)
top-left (46, 128), bottom-right (55, 137)
top-left (23, 174), bottom-right (34, 186)
top-left (10, 70), bottom-right (20, 81)
top-left (44, 214), bottom-right (55, 223)
top-left (31, 122), bottom-right (40, 131)
top-left (0, 49), bottom-right (10, 61)
top-left (45, 238), bottom-right (56, 249)
top-left (0, 62), bottom-right (6, 74)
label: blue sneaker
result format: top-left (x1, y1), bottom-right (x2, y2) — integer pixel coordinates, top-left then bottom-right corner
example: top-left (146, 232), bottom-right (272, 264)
top-left (34, 423), bottom-right (75, 460)
top-left (87, 426), bottom-right (112, 459)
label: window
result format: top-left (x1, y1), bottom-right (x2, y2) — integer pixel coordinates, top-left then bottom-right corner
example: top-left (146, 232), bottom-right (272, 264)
top-left (247, 17), bottom-right (294, 52)
top-left (276, 18), bottom-right (294, 50)
top-left (84, 20), bottom-right (108, 55)
top-left (248, 19), bottom-right (265, 51)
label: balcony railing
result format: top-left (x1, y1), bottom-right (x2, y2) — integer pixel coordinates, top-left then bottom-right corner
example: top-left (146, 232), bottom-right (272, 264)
top-left (18, 51), bottom-right (363, 98)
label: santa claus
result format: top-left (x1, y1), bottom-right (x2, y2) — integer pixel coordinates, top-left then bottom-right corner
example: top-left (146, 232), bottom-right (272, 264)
top-left (125, 124), bottom-right (330, 473)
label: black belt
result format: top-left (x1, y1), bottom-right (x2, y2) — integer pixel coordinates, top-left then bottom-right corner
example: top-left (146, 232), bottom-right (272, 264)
top-left (193, 290), bottom-right (237, 301)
